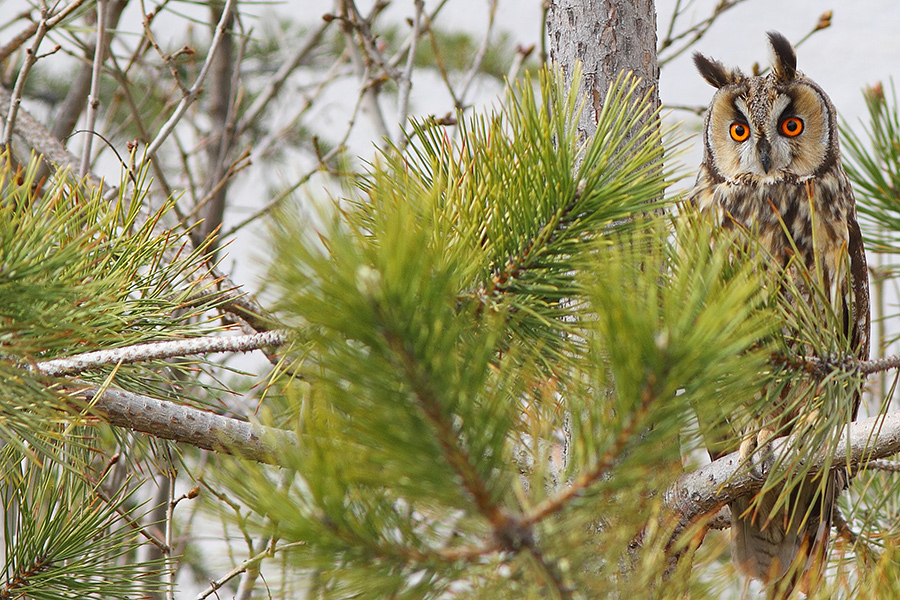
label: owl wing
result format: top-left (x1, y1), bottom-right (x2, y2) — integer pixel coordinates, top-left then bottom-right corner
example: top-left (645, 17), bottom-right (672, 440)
top-left (847, 204), bottom-right (870, 420)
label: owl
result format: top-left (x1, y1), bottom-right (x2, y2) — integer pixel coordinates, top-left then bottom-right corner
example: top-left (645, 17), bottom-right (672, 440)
top-left (689, 32), bottom-right (870, 592)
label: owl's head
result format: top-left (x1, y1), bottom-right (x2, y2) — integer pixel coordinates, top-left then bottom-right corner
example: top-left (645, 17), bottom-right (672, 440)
top-left (693, 32), bottom-right (839, 184)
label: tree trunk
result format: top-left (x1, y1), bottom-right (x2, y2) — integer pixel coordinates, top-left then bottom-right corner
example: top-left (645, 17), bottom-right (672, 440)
top-left (546, 0), bottom-right (659, 140)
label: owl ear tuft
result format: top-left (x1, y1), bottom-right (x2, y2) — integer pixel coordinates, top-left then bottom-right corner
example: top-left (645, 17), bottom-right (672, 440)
top-left (693, 53), bottom-right (743, 89)
top-left (768, 31), bottom-right (797, 81)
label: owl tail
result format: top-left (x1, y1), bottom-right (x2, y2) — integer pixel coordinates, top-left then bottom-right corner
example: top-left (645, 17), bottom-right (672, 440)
top-left (730, 471), bottom-right (840, 596)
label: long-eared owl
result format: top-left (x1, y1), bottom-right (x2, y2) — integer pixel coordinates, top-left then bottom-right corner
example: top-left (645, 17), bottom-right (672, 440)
top-left (689, 32), bottom-right (870, 592)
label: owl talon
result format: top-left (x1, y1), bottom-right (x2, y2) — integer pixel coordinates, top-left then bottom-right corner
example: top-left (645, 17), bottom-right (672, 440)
top-left (740, 428), bottom-right (776, 478)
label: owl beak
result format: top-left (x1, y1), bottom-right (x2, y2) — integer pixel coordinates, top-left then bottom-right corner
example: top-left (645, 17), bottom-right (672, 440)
top-left (757, 137), bottom-right (773, 174)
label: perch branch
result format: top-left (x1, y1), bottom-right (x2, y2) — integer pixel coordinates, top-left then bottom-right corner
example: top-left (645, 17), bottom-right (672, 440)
top-left (666, 409), bottom-right (900, 531)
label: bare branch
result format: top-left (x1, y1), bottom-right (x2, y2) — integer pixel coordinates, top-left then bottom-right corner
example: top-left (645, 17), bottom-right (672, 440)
top-left (506, 44), bottom-right (535, 84)
top-left (35, 331), bottom-right (288, 377)
top-left (774, 351), bottom-right (900, 377)
top-left (192, 541), bottom-right (307, 600)
top-left (337, 0), bottom-right (390, 141)
top-left (859, 354), bottom-right (900, 375)
top-left (221, 87), bottom-right (368, 239)
top-left (164, 455), bottom-right (177, 600)
top-left (658, 0), bottom-right (748, 67)
top-left (0, 80), bottom-right (103, 189)
top-left (79, 0), bottom-right (107, 177)
top-left (859, 459), bottom-right (900, 472)
top-left (395, 0), bottom-right (423, 143)
top-left (0, 0), bottom-right (91, 64)
top-left (51, 0), bottom-right (127, 142)
top-left (144, 0), bottom-right (238, 158)
top-left (236, 17), bottom-right (332, 137)
top-left (4, 9), bottom-right (51, 148)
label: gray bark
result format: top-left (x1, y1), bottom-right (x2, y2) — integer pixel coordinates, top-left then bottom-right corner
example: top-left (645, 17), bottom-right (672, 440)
top-left (79, 387), bottom-right (297, 465)
top-left (666, 410), bottom-right (900, 533)
top-left (546, 0), bottom-right (659, 140)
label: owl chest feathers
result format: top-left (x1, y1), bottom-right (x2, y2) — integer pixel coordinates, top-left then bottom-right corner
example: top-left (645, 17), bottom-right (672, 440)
top-left (692, 169), bottom-right (854, 304)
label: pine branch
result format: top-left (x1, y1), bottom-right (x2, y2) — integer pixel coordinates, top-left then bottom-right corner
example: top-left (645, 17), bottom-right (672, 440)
top-left (75, 387), bottom-right (297, 465)
top-left (859, 459), bottom-right (900, 472)
top-left (35, 331), bottom-right (287, 377)
top-left (774, 351), bottom-right (900, 376)
top-left (666, 409), bottom-right (900, 534)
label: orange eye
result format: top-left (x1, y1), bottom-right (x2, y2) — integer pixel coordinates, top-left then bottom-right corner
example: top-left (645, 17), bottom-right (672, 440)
top-left (780, 117), bottom-right (803, 137)
top-left (729, 122), bottom-right (750, 142)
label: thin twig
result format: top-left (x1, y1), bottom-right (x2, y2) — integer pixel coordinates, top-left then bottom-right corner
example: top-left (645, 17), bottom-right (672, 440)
top-left (248, 61), bottom-right (352, 162)
top-left (144, 0), bottom-right (238, 158)
top-left (4, 8), bottom-right (51, 148)
top-left (342, 0), bottom-right (401, 80)
top-left (337, 0), bottom-right (390, 141)
top-left (88, 467), bottom-right (170, 552)
top-left (104, 48), bottom-right (174, 198)
top-left (196, 1), bottom-right (240, 248)
top-left (506, 44), bottom-right (535, 84)
top-left (186, 148), bottom-right (252, 223)
top-left (34, 330), bottom-right (288, 377)
top-left (236, 17), bottom-right (332, 137)
top-left (233, 537), bottom-right (269, 600)
top-left (395, 0), bottom-right (423, 144)
top-left (860, 459), bottom-right (900, 472)
top-left (774, 351), bottom-right (900, 377)
top-left (384, 0), bottom-right (451, 71)
top-left (220, 87), bottom-right (368, 239)
top-left (859, 354), bottom-right (900, 375)
top-left (0, 0), bottom-right (91, 64)
top-left (192, 541), bottom-right (304, 600)
top-left (164, 453), bottom-right (177, 600)
top-left (457, 0), bottom-right (498, 103)
top-left (421, 10), bottom-right (461, 110)
top-left (51, 0), bottom-right (127, 143)
top-left (79, 0), bottom-right (106, 177)
top-left (658, 0), bottom-right (748, 68)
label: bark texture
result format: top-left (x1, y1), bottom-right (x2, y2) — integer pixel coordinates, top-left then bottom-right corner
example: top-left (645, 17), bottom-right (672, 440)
top-left (546, 0), bottom-right (659, 140)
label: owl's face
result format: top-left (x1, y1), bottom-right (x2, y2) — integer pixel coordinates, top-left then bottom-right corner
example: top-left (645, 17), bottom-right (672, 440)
top-left (694, 32), bottom-right (839, 185)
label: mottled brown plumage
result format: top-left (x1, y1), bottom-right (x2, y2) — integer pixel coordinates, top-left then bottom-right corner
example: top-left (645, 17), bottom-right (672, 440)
top-left (690, 32), bottom-right (870, 593)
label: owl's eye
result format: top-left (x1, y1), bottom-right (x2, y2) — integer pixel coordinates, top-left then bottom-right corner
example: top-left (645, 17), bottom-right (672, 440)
top-left (729, 122), bottom-right (750, 142)
top-left (780, 117), bottom-right (804, 137)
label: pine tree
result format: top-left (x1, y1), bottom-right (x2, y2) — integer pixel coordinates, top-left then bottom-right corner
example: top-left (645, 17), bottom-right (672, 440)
top-left (4, 2), bottom-right (900, 599)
